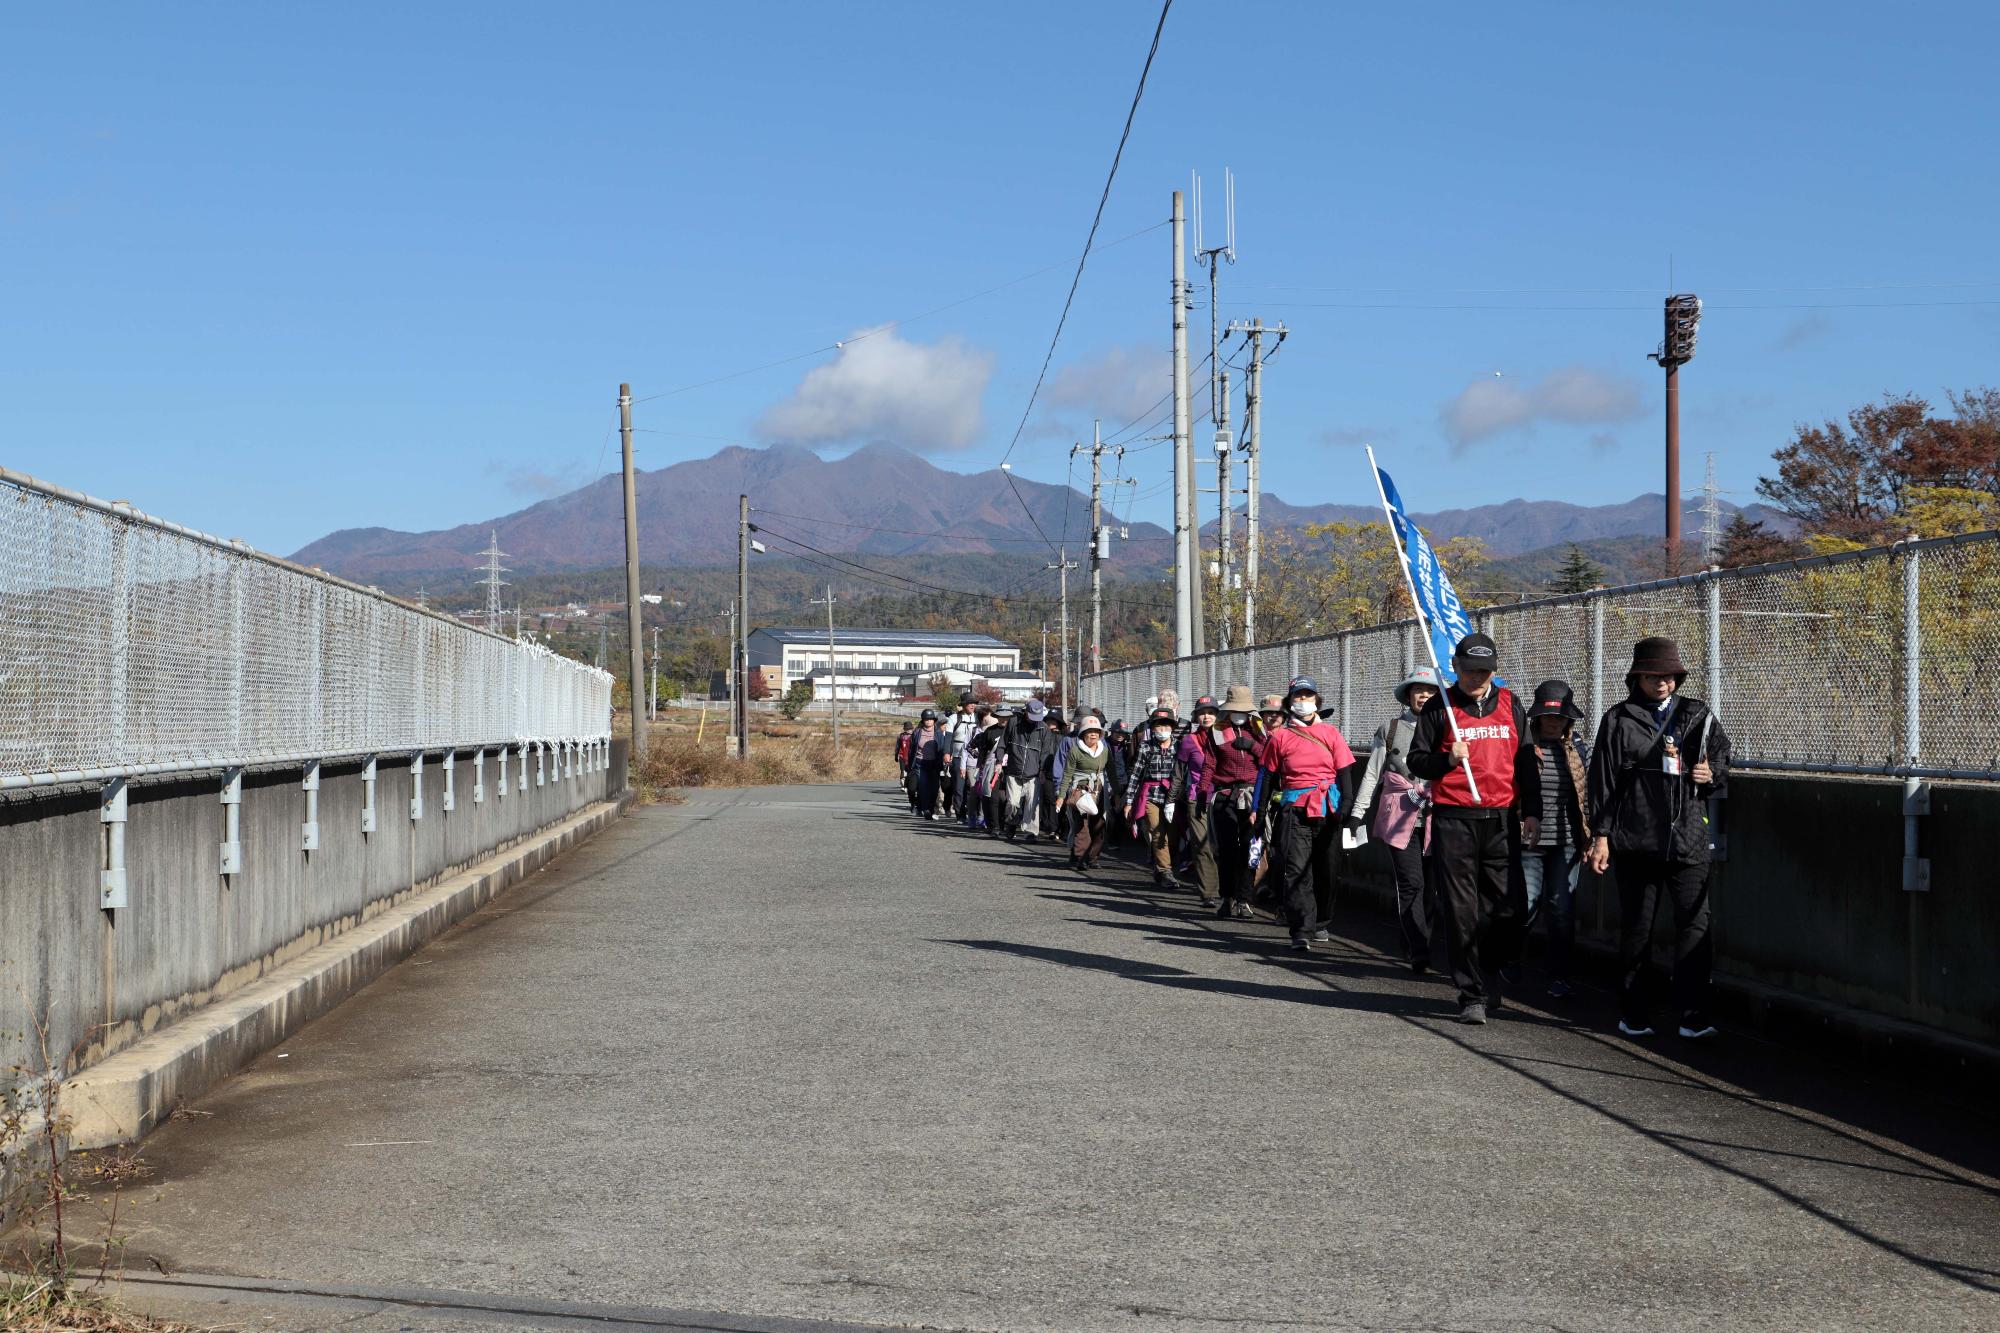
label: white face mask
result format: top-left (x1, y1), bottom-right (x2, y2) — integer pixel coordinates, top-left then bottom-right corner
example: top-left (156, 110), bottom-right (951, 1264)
top-left (1290, 699), bottom-right (1317, 720)
top-left (1227, 712), bottom-right (1248, 726)
top-left (1151, 728), bottom-right (1173, 744)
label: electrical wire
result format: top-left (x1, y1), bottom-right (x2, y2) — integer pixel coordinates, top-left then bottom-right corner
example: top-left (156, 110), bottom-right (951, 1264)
top-left (994, 0), bottom-right (1173, 475)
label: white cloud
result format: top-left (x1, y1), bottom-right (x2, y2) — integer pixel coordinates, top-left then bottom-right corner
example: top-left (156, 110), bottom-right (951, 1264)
top-left (758, 327), bottom-right (994, 452)
top-left (1439, 366), bottom-right (1644, 451)
top-left (1041, 345), bottom-right (1168, 426)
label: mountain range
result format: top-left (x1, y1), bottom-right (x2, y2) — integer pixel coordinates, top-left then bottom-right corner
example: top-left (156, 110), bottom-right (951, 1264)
top-left (289, 442), bottom-right (1787, 581)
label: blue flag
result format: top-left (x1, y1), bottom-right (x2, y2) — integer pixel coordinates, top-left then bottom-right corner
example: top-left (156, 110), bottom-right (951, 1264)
top-left (1374, 461), bottom-right (1477, 684)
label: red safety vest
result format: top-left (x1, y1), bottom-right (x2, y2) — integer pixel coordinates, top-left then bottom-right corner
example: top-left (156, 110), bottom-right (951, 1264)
top-left (1432, 686), bottom-right (1518, 810)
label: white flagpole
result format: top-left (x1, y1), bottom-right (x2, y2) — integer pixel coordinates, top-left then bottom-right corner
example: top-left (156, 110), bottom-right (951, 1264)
top-left (1367, 446), bottom-right (1481, 804)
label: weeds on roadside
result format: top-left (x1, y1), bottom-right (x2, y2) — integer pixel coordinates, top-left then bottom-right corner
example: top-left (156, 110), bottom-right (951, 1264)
top-left (3, 994), bottom-right (207, 1332)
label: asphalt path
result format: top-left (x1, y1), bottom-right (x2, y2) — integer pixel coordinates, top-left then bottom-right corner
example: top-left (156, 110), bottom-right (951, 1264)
top-left (93, 783), bottom-right (2000, 1332)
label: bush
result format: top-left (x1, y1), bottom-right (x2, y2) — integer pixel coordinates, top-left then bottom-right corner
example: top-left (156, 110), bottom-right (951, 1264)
top-left (635, 733), bottom-right (898, 798)
top-left (778, 681), bottom-right (814, 721)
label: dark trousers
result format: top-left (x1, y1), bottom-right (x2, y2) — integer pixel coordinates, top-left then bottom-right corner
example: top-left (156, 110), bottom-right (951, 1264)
top-left (1387, 834), bottom-right (1433, 965)
top-left (1428, 813), bottom-right (1519, 1007)
top-left (1070, 809), bottom-right (1107, 864)
top-left (1613, 852), bottom-right (1713, 1024)
top-left (1276, 805), bottom-right (1338, 939)
top-left (938, 764), bottom-right (957, 816)
top-left (914, 762), bottom-right (941, 817)
top-left (1211, 795), bottom-right (1256, 904)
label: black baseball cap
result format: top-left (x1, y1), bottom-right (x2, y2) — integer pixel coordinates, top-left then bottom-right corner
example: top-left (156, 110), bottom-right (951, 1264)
top-left (1453, 633), bottom-right (1498, 673)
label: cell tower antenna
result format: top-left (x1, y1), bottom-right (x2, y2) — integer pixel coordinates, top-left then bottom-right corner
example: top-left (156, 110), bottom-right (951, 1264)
top-left (479, 529), bottom-right (509, 624)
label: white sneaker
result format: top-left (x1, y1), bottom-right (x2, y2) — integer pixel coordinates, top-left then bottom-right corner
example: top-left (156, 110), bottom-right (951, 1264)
top-left (1617, 1019), bottom-right (1656, 1038)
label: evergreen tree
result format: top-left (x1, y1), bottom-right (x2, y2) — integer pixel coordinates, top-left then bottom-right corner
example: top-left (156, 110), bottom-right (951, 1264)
top-left (1551, 543), bottom-right (1604, 595)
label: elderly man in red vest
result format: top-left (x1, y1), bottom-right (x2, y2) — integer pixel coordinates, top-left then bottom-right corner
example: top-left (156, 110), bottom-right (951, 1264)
top-left (1407, 632), bottom-right (1531, 1025)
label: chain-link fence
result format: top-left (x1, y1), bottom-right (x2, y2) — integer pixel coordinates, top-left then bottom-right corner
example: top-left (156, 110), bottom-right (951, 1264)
top-left (1082, 529), bottom-right (2000, 781)
top-left (0, 467), bottom-right (612, 789)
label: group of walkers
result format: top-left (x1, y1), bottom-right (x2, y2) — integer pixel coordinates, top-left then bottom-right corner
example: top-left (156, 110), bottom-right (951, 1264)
top-left (892, 633), bottom-right (1729, 1040)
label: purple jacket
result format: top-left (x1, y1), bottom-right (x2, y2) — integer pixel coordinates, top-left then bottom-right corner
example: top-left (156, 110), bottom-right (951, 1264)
top-left (1176, 733), bottom-right (1213, 803)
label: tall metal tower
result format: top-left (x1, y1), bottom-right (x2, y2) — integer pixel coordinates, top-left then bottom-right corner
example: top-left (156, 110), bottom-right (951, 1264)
top-left (478, 530), bottom-right (509, 626)
top-left (1700, 452), bottom-right (1723, 565)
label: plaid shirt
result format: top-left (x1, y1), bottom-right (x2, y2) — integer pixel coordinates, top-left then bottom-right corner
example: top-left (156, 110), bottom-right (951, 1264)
top-left (1123, 741), bottom-right (1182, 810)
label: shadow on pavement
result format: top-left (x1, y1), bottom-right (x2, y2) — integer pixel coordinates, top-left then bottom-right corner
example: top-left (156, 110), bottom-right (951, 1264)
top-left (864, 787), bottom-right (2000, 1295)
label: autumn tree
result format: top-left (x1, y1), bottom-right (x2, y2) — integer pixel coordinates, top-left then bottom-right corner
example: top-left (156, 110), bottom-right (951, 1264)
top-left (1250, 521), bottom-right (1488, 642)
top-left (1758, 389), bottom-right (2000, 544)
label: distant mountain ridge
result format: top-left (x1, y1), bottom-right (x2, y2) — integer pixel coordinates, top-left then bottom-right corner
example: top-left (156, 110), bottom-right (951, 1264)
top-left (290, 442), bottom-right (1791, 580)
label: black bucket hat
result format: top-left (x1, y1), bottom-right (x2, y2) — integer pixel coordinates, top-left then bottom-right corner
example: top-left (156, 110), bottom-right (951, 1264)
top-left (1527, 679), bottom-right (1584, 722)
top-left (1628, 636), bottom-right (1688, 679)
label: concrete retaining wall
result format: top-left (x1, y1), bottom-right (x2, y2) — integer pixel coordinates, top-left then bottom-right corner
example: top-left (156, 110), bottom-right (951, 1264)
top-left (1, 741), bottom-right (629, 1098)
top-left (1343, 770), bottom-right (2000, 1065)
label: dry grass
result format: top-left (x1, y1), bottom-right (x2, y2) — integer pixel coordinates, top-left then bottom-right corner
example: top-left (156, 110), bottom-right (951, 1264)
top-left (0, 1277), bottom-right (215, 1332)
top-left (635, 726), bottom-right (901, 800)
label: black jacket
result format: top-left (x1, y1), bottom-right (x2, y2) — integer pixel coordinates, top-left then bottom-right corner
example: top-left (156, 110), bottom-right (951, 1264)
top-left (1001, 716), bottom-right (1058, 777)
top-left (1406, 684), bottom-right (1531, 815)
top-left (1586, 693), bottom-right (1730, 862)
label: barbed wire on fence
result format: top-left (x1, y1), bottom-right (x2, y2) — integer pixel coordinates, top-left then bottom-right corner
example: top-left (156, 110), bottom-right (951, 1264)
top-left (0, 467), bottom-right (612, 790)
top-left (1081, 529), bottom-right (2000, 781)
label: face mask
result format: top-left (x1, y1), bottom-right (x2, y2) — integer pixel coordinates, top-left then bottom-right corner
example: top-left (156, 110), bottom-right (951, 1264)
top-left (1290, 699), bottom-right (1317, 720)
top-left (1227, 712), bottom-right (1248, 726)
top-left (1151, 729), bottom-right (1173, 744)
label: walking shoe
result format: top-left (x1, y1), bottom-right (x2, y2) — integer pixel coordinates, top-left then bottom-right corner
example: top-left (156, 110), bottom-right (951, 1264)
top-left (1230, 901), bottom-right (1256, 920)
top-left (1290, 936), bottom-right (1311, 952)
top-left (1617, 1019), bottom-right (1656, 1038)
top-left (1215, 900), bottom-right (1233, 920)
top-left (1309, 929), bottom-right (1330, 943)
top-left (1410, 957), bottom-right (1431, 976)
top-left (1547, 979), bottom-right (1573, 1000)
top-left (1067, 856), bottom-right (1083, 873)
top-left (1678, 1013), bottom-right (1718, 1040)
top-left (1458, 1002), bottom-right (1488, 1025)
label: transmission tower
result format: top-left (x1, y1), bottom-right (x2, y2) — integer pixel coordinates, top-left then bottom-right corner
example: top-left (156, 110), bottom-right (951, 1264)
top-left (1700, 453), bottom-right (1723, 565)
top-left (478, 530), bottom-right (509, 625)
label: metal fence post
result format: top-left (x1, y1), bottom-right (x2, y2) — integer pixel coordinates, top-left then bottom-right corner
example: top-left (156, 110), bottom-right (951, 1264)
top-left (1903, 539), bottom-right (1929, 893)
top-left (108, 516), bottom-right (130, 768)
top-left (1589, 594), bottom-right (1605, 727)
top-left (1287, 641), bottom-right (1299, 681)
top-left (1705, 571), bottom-right (1722, 719)
top-left (1340, 634), bottom-right (1352, 735)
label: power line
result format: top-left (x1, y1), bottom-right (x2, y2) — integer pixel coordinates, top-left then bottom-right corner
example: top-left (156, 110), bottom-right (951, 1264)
top-left (995, 0), bottom-right (1175, 487)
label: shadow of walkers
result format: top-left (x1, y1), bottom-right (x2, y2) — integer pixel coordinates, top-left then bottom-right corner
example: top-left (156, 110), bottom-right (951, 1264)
top-left (939, 938), bottom-right (1452, 1018)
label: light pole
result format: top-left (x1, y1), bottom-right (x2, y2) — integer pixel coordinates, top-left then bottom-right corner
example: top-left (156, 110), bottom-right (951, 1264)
top-left (1648, 293), bottom-right (1702, 572)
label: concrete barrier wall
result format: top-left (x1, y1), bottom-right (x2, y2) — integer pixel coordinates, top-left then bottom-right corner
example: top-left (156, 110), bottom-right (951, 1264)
top-left (1343, 771), bottom-right (2000, 1053)
top-left (1, 741), bottom-right (629, 1088)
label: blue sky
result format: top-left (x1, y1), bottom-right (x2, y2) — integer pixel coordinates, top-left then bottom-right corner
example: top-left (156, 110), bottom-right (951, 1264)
top-left (5, 2), bottom-right (1996, 556)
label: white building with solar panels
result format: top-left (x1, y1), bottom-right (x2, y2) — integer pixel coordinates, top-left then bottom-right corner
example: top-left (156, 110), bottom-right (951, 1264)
top-left (748, 626), bottom-right (1026, 701)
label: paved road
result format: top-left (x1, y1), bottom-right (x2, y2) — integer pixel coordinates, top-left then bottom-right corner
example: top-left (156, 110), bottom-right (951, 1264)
top-left (97, 784), bottom-right (2000, 1332)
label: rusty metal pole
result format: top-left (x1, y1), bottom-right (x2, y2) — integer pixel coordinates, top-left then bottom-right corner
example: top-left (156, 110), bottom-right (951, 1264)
top-left (1665, 358), bottom-right (1682, 572)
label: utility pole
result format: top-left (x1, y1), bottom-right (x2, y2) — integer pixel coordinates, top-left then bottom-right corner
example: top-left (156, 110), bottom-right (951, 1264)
top-left (649, 625), bottom-right (660, 720)
top-left (735, 495), bottom-right (750, 759)
top-left (1224, 317), bottom-right (1287, 648)
top-left (1041, 621), bottom-right (1050, 694)
top-left (619, 383), bottom-right (646, 763)
top-left (1046, 547), bottom-right (1079, 708)
top-left (1079, 420), bottom-right (1123, 677)
top-left (1214, 366), bottom-right (1233, 651)
top-left (1192, 169), bottom-right (1233, 656)
top-left (1171, 189), bottom-right (1194, 658)
top-left (811, 584), bottom-right (840, 753)
top-left (1648, 294), bottom-right (1702, 573)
